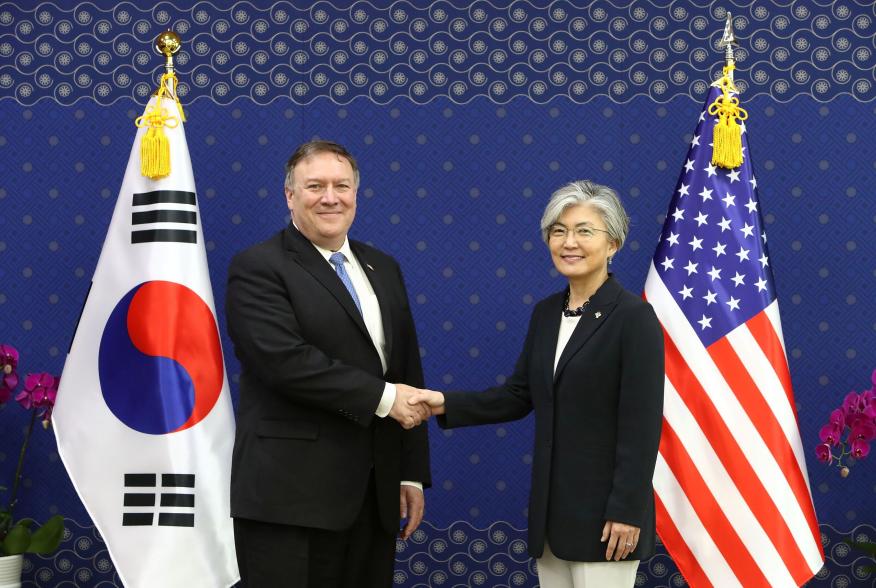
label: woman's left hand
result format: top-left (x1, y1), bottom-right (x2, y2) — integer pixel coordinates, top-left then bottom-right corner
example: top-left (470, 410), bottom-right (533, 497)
top-left (601, 520), bottom-right (640, 561)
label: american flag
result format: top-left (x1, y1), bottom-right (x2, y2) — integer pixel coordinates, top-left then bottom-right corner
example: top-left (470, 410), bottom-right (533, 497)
top-left (644, 85), bottom-right (825, 587)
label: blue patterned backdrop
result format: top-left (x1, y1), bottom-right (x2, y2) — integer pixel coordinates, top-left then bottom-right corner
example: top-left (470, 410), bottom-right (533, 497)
top-left (1, 1), bottom-right (874, 586)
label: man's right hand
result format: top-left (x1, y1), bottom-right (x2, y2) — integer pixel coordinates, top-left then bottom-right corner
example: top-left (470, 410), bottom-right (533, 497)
top-left (390, 384), bottom-right (432, 429)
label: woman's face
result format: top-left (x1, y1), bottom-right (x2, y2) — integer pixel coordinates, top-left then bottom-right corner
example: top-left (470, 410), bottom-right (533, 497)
top-left (547, 203), bottom-right (618, 283)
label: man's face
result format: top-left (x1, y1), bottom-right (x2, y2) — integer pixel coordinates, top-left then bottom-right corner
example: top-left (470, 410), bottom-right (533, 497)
top-left (286, 151), bottom-right (357, 250)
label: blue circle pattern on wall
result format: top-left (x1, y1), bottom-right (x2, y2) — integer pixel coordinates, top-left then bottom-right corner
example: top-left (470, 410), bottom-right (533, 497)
top-left (0, 1), bottom-right (873, 105)
top-left (0, 2), bottom-right (875, 588)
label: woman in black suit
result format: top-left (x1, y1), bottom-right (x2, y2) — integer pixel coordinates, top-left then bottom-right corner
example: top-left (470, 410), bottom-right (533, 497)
top-left (415, 180), bottom-right (664, 587)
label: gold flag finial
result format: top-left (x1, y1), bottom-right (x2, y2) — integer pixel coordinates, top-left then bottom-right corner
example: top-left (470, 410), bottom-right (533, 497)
top-left (156, 30), bottom-right (182, 80)
top-left (708, 14), bottom-right (747, 169)
top-left (135, 31), bottom-right (185, 179)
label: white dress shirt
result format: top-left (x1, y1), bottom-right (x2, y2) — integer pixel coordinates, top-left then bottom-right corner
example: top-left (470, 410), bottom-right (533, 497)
top-left (554, 313), bottom-right (582, 374)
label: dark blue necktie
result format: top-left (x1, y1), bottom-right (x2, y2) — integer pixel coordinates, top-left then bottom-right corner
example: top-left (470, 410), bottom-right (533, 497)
top-left (329, 252), bottom-right (362, 316)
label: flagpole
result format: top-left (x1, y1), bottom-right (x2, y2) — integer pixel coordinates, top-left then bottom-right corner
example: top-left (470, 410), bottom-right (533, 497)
top-left (714, 14), bottom-right (737, 85)
top-left (709, 14), bottom-right (746, 169)
top-left (155, 31), bottom-right (181, 97)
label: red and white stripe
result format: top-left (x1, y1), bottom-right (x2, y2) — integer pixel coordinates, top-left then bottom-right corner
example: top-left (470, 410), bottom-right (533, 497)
top-left (644, 263), bottom-right (824, 587)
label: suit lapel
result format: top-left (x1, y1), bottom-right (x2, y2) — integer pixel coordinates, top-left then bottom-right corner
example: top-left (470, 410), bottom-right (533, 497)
top-left (553, 277), bottom-right (622, 383)
top-left (283, 226), bottom-right (370, 339)
top-left (350, 241), bottom-right (394, 361)
top-left (537, 292), bottom-right (564, 396)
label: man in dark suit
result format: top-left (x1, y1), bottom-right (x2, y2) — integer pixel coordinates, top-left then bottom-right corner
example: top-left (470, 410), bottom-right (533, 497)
top-left (226, 140), bottom-right (431, 587)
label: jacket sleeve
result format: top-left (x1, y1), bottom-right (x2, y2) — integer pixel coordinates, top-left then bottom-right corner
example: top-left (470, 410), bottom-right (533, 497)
top-left (394, 262), bottom-right (432, 487)
top-left (438, 307), bottom-right (538, 429)
top-left (225, 249), bottom-right (385, 426)
top-left (603, 301), bottom-right (665, 526)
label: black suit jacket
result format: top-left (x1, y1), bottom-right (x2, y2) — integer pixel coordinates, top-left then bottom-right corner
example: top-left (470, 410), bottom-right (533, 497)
top-left (226, 225), bottom-right (430, 534)
top-left (439, 276), bottom-right (664, 561)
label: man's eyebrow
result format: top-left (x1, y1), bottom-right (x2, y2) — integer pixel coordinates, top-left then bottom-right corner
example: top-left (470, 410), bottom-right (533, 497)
top-left (301, 176), bottom-right (353, 182)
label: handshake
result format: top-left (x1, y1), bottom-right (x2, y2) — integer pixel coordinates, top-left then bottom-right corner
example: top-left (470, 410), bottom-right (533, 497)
top-left (389, 384), bottom-right (445, 429)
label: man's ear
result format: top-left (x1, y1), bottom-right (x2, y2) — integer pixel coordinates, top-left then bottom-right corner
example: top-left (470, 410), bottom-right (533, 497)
top-left (284, 187), bottom-right (296, 213)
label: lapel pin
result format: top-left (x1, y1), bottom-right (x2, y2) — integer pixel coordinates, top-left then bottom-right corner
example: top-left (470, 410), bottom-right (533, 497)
top-left (594, 311), bottom-right (602, 319)
top-left (366, 263), bottom-right (375, 271)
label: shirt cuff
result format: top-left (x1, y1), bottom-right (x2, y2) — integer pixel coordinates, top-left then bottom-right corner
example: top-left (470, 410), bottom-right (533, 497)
top-left (375, 382), bottom-right (396, 418)
top-left (400, 481), bottom-right (423, 491)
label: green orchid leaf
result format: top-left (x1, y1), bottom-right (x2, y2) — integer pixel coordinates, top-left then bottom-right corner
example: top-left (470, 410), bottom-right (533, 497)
top-left (1, 522), bottom-right (31, 555)
top-left (26, 515), bottom-right (64, 554)
top-left (843, 538), bottom-right (876, 557)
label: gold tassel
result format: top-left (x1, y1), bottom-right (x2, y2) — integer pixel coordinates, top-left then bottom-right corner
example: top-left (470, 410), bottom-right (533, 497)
top-left (134, 71), bottom-right (183, 179)
top-left (708, 64), bottom-right (748, 169)
top-left (140, 126), bottom-right (170, 178)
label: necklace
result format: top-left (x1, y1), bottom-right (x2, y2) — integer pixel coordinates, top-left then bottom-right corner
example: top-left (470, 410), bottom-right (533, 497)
top-left (563, 290), bottom-right (590, 317)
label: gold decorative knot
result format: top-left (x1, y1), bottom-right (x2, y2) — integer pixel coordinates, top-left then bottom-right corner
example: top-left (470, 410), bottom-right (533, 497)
top-left (134, 106), bottom-right (179, 130)
top-left (708, 65), bottom-right (748, 126)
top-left (707, 91), bottom-right (748, 125)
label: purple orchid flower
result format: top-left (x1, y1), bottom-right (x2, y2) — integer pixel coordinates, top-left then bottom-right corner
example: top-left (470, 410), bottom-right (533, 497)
top-left (864, 398), bottom-right (876, 420)
top-left (15, 372), bottom-right (60, 427)
top-left (818, 423), bottom-right (842, 446)
top-left (850, 439), bottom-right (870, 459)
top-left (850, 420), bottom-right (876, 444)
top-left (814, 443), bottom-right (832, 464)
top-left (0, 344), bottom-right (20, 404)
top-left (842, 391), bottom-right (861, 425)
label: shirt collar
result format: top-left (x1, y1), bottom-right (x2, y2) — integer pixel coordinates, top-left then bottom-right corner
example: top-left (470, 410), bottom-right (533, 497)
top-left (292, 221), bottom-right (352, 263)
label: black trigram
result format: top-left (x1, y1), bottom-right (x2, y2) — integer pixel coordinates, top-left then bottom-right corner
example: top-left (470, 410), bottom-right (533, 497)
top-left (122, 473), bottom-right (195, 527)
top-left (131, 190), bottom-right (197, 244)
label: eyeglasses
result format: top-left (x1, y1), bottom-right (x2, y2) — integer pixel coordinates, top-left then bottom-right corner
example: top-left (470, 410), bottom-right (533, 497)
top-left (547, 224), bottom-right (611, 241)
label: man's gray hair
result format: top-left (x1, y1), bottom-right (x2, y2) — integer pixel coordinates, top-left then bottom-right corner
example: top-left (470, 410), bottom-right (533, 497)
top-left (284, 140), bottom-right (360, 191)
top-left (539, 180), bottom-right (630, 250)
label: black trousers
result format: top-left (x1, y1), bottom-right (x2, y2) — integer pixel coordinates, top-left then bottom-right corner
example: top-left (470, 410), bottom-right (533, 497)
top-left (234, 475), bottom-right (396, 588)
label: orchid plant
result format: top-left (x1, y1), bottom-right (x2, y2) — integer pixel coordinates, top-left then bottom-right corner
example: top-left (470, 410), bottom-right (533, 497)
top-left (0, 344), bottom-right (65, 556)
top-left (814, 368), bottom-right (876, 572)
top-left (815, 369), bottom-right (876, 477)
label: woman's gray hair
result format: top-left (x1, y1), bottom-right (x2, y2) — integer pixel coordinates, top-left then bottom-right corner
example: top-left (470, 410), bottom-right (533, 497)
top-left (539, 180), bottom-right (630, 251)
